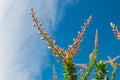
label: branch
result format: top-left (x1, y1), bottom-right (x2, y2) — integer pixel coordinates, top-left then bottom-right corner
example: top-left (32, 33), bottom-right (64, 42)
top-left (66, 16), bottom-right (92, 58)
top-left (63, 16), bottom-right (92, 80)
top-left (80, 29), bottom-right (98, 80)
top-left (31, 8), bottom-right (66, 59)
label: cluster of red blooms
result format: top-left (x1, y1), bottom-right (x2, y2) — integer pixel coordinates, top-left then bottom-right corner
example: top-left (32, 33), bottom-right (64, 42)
top-left (31, 8), bottom-right (92, 61)
top-left (110, 22), bottom-right (120, 40)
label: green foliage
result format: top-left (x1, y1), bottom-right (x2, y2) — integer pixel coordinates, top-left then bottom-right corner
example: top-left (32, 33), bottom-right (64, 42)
top-left (63, 63), bottom-right (77, 80)
top-left (80, 48), bottom-right (98, 80)
top-left (95, 61), bottom-right (108, 80)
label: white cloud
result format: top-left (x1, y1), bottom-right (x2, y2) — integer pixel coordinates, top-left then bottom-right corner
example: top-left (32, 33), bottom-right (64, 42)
top-left (0, 0), bottom-right (57, 80)
top-left (0, 0), bottom-right (78, 80)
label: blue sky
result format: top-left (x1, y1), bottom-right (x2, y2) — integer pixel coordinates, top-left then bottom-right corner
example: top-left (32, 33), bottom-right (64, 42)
top-left (0, 0), bottom-right (120, 80)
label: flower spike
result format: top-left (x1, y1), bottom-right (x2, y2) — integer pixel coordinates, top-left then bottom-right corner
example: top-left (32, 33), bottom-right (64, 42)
top-left (31, 8), bottom-right (66, 59)
top-left (95, 29), bottom-right (98, 48)
top-left (67, 15), bottom-right (92, 58)
top-left (110, 22), bottom-right (120, 40)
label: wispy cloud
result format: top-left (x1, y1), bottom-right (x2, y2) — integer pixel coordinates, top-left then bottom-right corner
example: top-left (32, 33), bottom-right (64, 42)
top-left (0, 0), bottom-right (78, 80)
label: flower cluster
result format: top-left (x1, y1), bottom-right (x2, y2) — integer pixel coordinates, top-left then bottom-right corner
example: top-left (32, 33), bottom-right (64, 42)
top-left (31, 8), bottom-right (65, 59)
top-left (31, 8), bottom-right (92, 61)
top-left (66, 15), bottom-right (92, 60)
top-left (95, 61), bottom-right (108, 80)
top-left (110, 22), bottom-right (120, 40)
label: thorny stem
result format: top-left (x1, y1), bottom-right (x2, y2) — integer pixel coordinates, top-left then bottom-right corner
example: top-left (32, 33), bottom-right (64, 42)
top-left (80, 30), bottom-right (98, 80)
top-left (106, 56), bottom-right (120, 80)
top-left (111, 66), bottom-right (117, 80)
top-left (81, 48), bottom-right (98, 80)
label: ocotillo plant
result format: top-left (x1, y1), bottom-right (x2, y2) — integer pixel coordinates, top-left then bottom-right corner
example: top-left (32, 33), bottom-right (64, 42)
top-left (31, 8), bottom-right (120, 80)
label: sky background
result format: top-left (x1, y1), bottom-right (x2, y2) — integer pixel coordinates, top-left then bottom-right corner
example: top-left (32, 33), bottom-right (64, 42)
top-left (0, 0), bottom-right (120, 80)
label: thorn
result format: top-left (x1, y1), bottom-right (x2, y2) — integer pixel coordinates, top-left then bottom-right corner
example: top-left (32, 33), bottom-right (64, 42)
top-left (113, 55), bottom-right (120, 61)
top-left (107, 56), bottom-right (111, 60)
